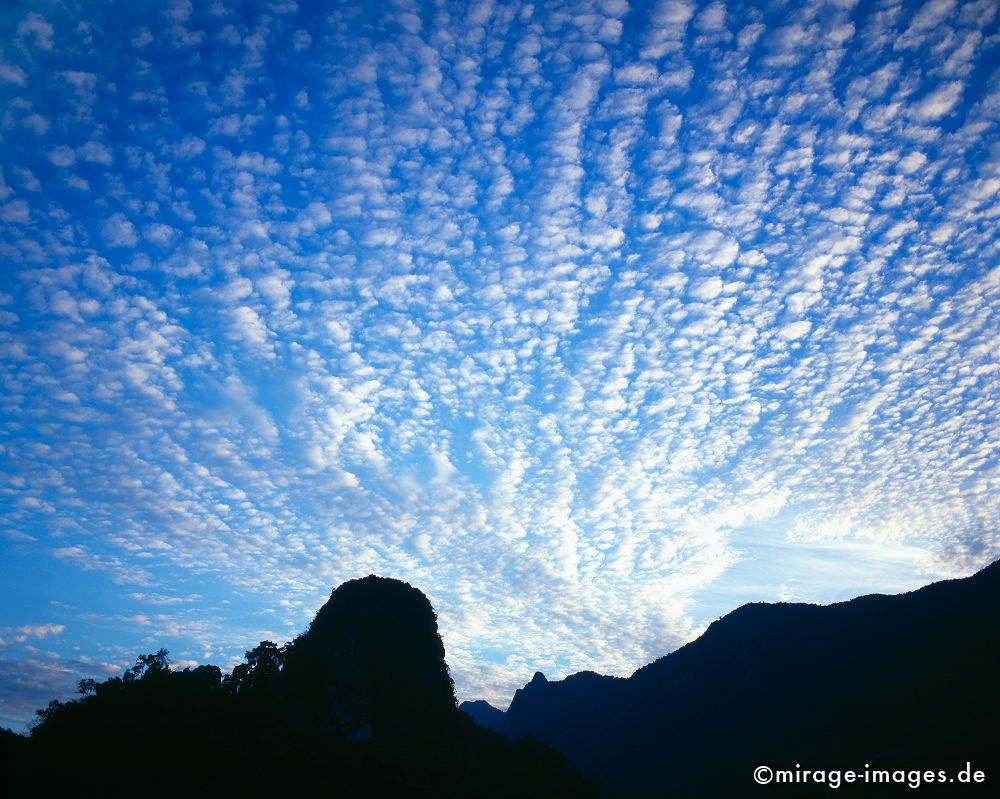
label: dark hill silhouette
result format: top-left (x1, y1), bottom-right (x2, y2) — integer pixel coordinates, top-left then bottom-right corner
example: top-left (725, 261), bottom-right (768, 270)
top-left (9, 575), bottom-right (608, 797)
top-left (459, 699), bottom-right (506, 731)
top-left (282, 575), bottom-right (457, 741)
top-left (500, 560), bottom-right (1000, 797)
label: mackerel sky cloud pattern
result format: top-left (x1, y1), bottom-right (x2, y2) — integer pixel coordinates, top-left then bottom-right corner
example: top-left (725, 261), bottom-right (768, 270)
top-left (1, 0), bottom-right (998, 727)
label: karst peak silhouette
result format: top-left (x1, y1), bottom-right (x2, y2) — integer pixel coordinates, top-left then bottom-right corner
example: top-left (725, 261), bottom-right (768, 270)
top-left (6, 573), bottom-right (607, 798)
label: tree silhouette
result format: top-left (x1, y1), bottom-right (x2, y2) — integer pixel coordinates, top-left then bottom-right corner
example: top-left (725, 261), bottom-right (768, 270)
top-left (223, 640), bottom-right (285, 696)
top-left (122, 648), bottom-right (170, 682)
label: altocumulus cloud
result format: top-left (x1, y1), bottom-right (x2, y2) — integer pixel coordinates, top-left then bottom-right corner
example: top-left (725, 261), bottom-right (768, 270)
top-left (0, 0), bottom-right (998, 723)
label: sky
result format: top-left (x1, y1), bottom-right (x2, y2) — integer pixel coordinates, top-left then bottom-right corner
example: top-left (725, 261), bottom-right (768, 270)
top-left (1, 0), bottom-right (999, 731)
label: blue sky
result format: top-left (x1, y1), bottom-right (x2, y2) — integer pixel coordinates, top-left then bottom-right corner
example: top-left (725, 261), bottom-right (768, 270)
top-left (1, 0), bottom-right (998, 729)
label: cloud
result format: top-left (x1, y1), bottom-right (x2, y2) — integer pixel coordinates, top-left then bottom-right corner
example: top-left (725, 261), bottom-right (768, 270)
top-left (78, 141), bottom-right (114, 165)
top-left (46, 147), bottom-right (77, 167)
top-left (102, 214), bottom-right (139, 247)
top-left (0, 61), bottom-right (27, 85)
top-left (18, 13), bottom-right (54, 50)
top-left (0, 625), bottom-right (66, 643)
top-left (910, 81), bottom-right (964, 121)
top-left (777, 320), bottom-right (812, 341)
top-left (0, 200), bottom-right (30, 224)
top-left (230, 305), bottom-right (271, 347)
top-left (0, 0), bottom-right (997, 718)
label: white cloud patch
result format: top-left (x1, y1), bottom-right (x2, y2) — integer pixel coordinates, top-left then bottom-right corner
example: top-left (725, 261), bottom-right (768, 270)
top-left (909, 81), bottom-right (964, 121)
top-left (777, 320), bottom-right (812, 341)
top-left (102, 213), bottom-right (139, 247)
top-left (1, 624), bottom-right (66, 643)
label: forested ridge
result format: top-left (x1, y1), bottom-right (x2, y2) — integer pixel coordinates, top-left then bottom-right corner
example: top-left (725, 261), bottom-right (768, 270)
top-left (5, 564), bottom-right (998, 797)
top-left (0, 576), bottom-right (609, 797)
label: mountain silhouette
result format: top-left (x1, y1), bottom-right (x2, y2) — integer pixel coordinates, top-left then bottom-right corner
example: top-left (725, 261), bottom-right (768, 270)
top-left (498, 560), bottom-right (1000, 797)
top-left (282, 574), bottom-right (457, 741)
top-left (459, 699), bottom-right (507, 732)
top-left (11, 565), bottom-right (999, 796)
top-left (9, 574), bottom-right (607, 797)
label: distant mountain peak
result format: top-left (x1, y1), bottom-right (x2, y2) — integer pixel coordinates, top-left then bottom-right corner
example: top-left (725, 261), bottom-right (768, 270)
top-left (458, 699), bottom-right (506, 732)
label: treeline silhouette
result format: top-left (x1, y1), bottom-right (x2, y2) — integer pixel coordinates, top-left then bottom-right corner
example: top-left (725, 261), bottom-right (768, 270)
top-left (6, 564), bottom-right (998, 797)
top-left (2, 576), bottom-right (609, 797)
